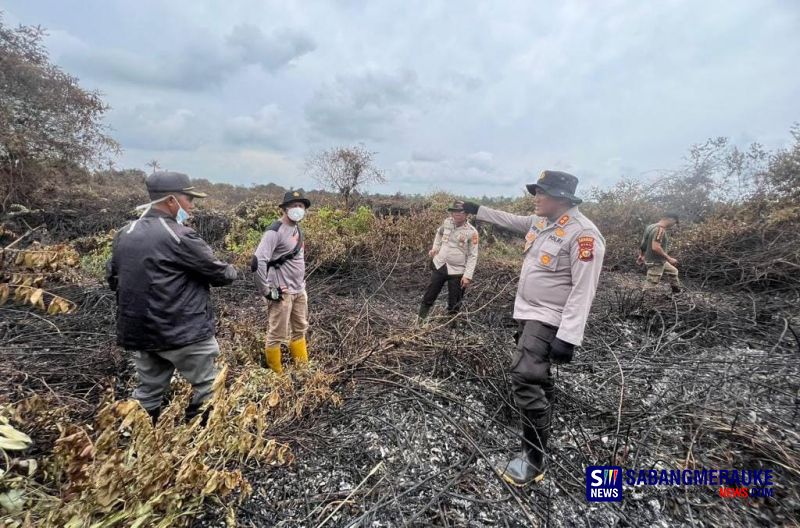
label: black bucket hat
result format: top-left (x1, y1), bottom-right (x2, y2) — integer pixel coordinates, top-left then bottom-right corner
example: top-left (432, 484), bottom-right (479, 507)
top-left (279, 190), bottom-right (311, 209)
top-left (526, 170), bottom-right (582, 204)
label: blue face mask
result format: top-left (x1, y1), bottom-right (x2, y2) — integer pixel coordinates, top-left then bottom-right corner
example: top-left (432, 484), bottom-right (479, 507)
top-left (175, 203), bottom-right (189, 225)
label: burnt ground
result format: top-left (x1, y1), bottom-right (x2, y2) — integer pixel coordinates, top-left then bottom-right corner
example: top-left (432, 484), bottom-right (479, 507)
top-left (2, 248), bottom-right (798, 527)
top-left (192, 259), bottom-right (798, 527)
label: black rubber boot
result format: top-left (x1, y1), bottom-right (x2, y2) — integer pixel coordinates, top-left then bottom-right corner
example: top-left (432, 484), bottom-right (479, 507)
top-left (185, 402), bottom-right (211, 427)
top-left (498, 408), bottom-right (550, 486)
top-left (146, 407), bottom-right (162, 425)
top-left (417, 305), bottom-right (431, 325)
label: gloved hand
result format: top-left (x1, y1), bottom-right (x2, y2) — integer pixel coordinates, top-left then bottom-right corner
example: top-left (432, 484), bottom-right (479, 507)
top-left (460, 201), bottom-right (480, 215)
top-left (549, 338), bottom-right (575, 364)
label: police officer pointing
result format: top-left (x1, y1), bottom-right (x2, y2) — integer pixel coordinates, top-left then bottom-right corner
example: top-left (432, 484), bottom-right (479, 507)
top-left (460, 170), bottom-right (605, 486)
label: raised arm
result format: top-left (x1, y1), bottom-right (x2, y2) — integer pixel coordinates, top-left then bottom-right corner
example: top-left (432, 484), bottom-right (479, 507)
top-left (460, 201), bottom-right (532, 236)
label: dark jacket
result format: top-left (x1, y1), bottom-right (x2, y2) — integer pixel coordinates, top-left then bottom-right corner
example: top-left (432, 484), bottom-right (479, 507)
top-left (106, 209), bottom-right (237, 351)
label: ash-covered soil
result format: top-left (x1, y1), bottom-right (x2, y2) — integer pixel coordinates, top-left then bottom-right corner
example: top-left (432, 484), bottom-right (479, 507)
top-left (190, 266), bottom-right (800, 527)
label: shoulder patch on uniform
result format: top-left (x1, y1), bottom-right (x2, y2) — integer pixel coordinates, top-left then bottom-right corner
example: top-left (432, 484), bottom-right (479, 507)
top-left (654, 227), bottom-right (665, 242)
top-left (558, 214), bottom-right (570, 226)
top-left (578, 236), bottom-right (594, 261)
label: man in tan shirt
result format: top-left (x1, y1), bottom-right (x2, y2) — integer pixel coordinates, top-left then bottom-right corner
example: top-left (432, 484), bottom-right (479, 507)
top-left (461, 170), bottom-right (605, 486)
top-left (418, 201), bottom-right (479, 324)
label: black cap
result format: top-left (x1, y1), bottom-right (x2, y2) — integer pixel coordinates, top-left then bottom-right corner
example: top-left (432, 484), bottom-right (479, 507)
top-left (279, 190), bottom-right (311, 209)
top-left (146, 171), bottom-right (207, 198)
top-left (447, 201), bottom-right (467, 212)
top-left (526, 170), bottom-right (582, 204)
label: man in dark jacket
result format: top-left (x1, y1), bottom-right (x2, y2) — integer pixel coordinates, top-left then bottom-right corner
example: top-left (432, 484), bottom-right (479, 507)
top-left (106, 171), bottom-right (237, 423)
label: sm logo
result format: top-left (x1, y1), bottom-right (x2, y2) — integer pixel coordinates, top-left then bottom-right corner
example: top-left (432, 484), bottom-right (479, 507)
top-left (586, 466), bottom-right (623, 502)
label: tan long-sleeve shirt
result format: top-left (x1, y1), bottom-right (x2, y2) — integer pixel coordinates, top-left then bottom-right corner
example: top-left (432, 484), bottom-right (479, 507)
top-left (431, 218), bottom-right (479, 279)
top-left (476, 205), bottom-right (604, 345)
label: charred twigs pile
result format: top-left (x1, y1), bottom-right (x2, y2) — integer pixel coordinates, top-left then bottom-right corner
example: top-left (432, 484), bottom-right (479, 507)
top-left (679, 216), bottom-right (800, 295)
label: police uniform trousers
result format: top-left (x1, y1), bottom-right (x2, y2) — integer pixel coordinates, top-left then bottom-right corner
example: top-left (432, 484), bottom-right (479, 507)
top-left (512, 321), bottom-right (556, 412)
top-left (421, 261), bottom-right (465, 314)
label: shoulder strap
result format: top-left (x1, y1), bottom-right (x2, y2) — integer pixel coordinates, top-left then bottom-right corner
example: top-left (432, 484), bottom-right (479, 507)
top-left (267, 225), bottom-right (303, 270)
top-left (250, 221), bottom-right (297, 273)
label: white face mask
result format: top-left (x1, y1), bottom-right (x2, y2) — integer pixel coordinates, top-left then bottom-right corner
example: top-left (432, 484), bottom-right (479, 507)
top-left (287, 207), bottom-right (305, 222)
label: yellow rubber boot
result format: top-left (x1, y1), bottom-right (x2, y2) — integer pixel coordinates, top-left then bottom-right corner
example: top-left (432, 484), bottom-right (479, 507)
top-left (289, 337), bottom-right (308, 367)
top-left (264, 345), bottom-right (283, 373)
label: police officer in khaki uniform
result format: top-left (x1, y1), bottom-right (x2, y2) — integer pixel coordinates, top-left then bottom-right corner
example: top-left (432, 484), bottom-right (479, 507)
top-left (418, 201), bottom-right (479, 324)
top-left (461, 170), bottom-right (604, 486)
top-left (638, 213), bottom-right (681, 293)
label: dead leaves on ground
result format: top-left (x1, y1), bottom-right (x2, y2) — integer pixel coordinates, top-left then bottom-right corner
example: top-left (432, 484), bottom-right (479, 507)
top-left (0, 275), bottom-right (75, 314)
top-left (10, 245), bottom-right (80, 271)
top-left (4, 363), bottom-right (339, 527)
top-left (1, 243), bottom-right (79, 314)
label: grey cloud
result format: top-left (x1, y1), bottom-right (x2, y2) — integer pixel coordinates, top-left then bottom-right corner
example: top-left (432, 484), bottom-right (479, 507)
top-left (227, 24), bottom-right (315, 71)
top-left (411, 150), bottom-right (446, 162)
top-left (305, 68), bottom-right (423, 141)
top-left (63, 25), bottom-right (315, 90)
top-left (223, 104), bottom-right (292, 150)
top-left (393, 152), bottom-right (519, 187)
top-left (109, 103), bottom-right (211, 151)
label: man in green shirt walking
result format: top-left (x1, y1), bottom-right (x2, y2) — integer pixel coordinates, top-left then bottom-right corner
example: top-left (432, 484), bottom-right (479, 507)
top-left (638, 213), bottom-right (681, 292)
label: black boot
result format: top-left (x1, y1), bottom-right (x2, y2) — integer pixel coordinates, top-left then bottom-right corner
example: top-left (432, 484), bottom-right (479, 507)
top-left (498, 408), bottom-right (550, 486)
top-left (185, 402), bottom-right (211, 426)
top-left (417, 305), bottom-right (431, 325)
top-left (146, 407), bottom-right (162, 425)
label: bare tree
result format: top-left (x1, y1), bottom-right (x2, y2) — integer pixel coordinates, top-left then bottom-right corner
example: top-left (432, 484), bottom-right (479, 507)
top-left (146, 160), bottom-right (161, 174)
top-left (306, 145), bottom-right (386, 209)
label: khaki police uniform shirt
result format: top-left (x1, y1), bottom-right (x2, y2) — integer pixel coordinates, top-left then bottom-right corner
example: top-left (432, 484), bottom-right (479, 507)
top-left (476, 205), bottom-right (605, 346)
top-left (431, 218), bottom-right (479, 280)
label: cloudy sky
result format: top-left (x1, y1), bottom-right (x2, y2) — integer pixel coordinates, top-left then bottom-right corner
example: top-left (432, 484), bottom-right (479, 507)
top-left (4, 0), bottom-right (799, 196)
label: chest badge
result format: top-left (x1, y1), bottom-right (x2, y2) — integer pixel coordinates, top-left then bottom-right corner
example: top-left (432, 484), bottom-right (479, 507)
top-left (555, 227), bottom-right (565, 237)
top-left (540, 254), bottom-right (551, 265)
